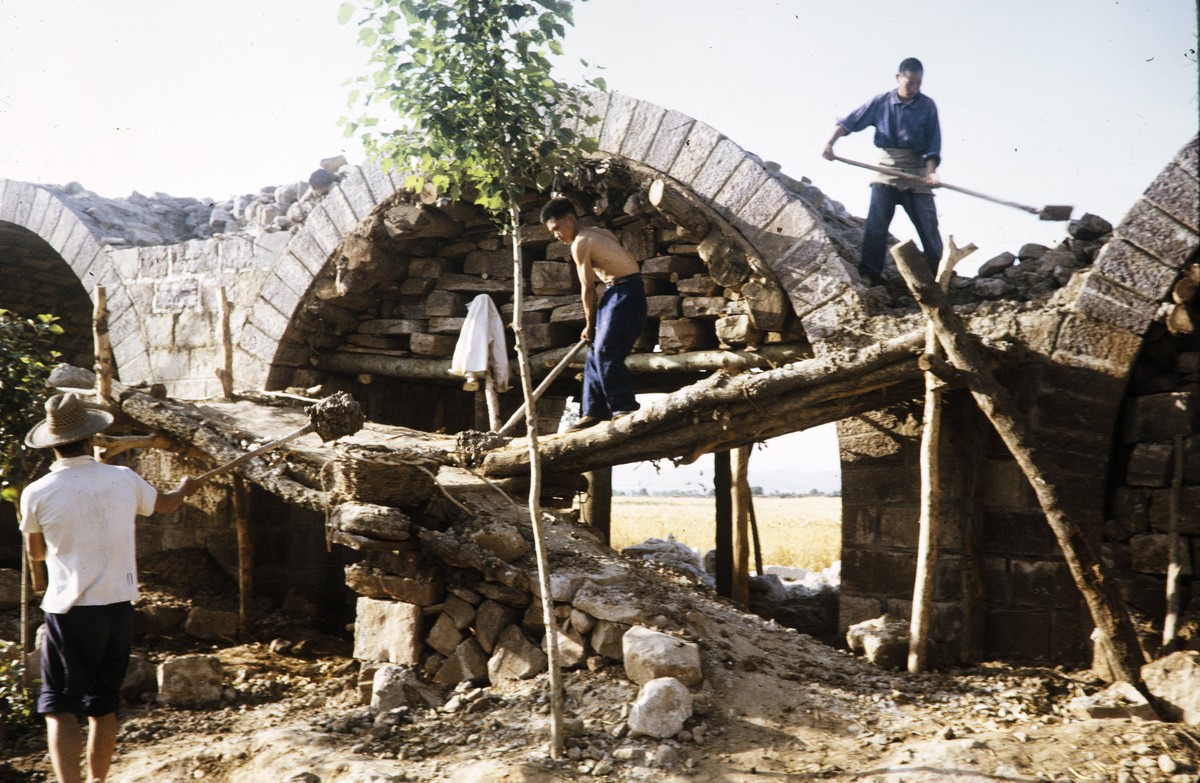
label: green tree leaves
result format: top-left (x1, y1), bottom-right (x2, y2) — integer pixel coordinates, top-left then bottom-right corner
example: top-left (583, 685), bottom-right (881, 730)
top-left (340, 0), bottom-right (601, 228)
top-left (0, 309), bottom-right (61, 504)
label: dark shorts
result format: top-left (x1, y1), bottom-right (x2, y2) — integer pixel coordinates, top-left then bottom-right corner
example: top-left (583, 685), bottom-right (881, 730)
top-left (39, 601), bottom-right (135, 717)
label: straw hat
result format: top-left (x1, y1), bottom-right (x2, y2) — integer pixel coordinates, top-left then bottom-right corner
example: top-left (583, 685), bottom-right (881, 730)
top-left (24, 392), bottom-right (113, 449)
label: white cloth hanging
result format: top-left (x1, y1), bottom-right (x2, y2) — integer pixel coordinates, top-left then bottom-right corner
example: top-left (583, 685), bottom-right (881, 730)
top-left (450, 294), bottom-right (510, 392)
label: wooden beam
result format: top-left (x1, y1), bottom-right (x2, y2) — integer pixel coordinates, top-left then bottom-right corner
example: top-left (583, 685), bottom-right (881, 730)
top-left (582, 468), bottom-right (612, 546)
top-left (891, 239), bottom-right (1152, 696)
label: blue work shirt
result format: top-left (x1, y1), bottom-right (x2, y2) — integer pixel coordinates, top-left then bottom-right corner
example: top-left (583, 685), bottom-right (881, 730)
top-left (837, 90), bottom-right (941, 164)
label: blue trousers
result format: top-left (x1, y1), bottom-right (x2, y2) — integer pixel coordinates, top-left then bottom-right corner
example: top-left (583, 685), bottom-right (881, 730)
top-left (861, 183), bottom-right (943, 277)
top-left (583, 278), bottom-right (647, 419)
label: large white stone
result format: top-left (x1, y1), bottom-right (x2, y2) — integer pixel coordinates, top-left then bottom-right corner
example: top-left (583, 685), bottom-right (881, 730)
top-left (622, 626), bottom-right (702, 687)
top-left (353, 597), bottom-right (422, 665)
top-left (487, 625), bottom-right (546, 684)
top-left (627, 677), bottom-right (692, 739)
top-left (157, 654), bottom-right (223, 707)
top-left (1142, 650), bottom-right (1200, 724)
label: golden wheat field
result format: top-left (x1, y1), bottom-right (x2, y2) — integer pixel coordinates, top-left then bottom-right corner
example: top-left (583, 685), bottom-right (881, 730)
top-left (609, 495), bottom-right (841, 571)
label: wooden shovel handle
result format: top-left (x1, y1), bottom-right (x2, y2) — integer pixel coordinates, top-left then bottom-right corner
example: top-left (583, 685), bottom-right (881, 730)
top-left (497, 339), bottom-right (589, 436)
top-left (196, 423), bottom-right (315, 484)
top-left (832, 155), bottom-right (1041, 215)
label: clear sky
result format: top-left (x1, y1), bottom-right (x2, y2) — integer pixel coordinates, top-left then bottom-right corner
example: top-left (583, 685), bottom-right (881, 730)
top-left (1, 0), bottom-right (1196, 492)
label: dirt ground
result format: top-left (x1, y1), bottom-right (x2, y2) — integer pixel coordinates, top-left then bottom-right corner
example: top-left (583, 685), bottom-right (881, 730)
top-left (4, 586), bottom-right (1200, 783)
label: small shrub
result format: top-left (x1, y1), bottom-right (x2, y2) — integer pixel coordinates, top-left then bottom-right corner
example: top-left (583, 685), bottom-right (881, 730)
top-left (0, 643), bottom-right (39, 743)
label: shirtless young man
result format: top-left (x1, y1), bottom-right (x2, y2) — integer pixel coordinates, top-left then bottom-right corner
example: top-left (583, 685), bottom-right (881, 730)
top-left (540, 197), bottom-right (647, 431)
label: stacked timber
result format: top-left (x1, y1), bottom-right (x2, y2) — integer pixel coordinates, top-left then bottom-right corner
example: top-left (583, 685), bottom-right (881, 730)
top-left (325, 178), bottom-right (801, 368)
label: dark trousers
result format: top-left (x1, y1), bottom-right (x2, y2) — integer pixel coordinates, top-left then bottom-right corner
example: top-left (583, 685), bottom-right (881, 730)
top-left (583, 278), bottom-right (647, 419)
top-left (860, 183), bottom-right (943, 277)
top-left (39, 602), bottom-right (135, 717)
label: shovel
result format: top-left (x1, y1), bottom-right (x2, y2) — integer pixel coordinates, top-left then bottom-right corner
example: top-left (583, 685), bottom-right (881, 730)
top-left (832, 155), bottom-right (1073, 221)
top-left (496, 339), bottom-right (588, 437)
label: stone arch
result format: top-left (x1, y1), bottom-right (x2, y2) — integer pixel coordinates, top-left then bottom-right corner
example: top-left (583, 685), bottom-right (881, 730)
top-left (580, 91), bottom-right (871, 349)
top-left (238, 162), bottom-right (406, 390)
top-left (0, 179), bottom-right (153, 380)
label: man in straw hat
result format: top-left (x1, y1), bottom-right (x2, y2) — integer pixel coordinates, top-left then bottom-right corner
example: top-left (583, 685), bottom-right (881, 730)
top-left (19, 392), bottom-right (199, 783)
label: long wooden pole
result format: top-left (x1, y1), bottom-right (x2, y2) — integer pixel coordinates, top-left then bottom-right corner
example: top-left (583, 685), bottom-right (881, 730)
top-left (218, 287), bottom-right (235, 400)
top-left (908, 237), bottom-right (975, 673)
top-left (732, 446), bottom-right (752, 608)
top-left (1163, 434), bottom-right (1186, 652)
top-left (93, 285), bottom-right (113, 404)
top-left (509, 204), bottom-right (564, 759)
top-left (891, 240), bottom-right (1151, 694)
top-left (232, 475), bottom-right (253, 637)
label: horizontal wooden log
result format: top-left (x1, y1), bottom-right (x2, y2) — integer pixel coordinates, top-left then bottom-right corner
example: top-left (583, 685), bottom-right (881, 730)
top-left (359, 319), bottom-right (427, 336)
top-left (478, 333), bottom-right (925, 478)
top-left (426, 290), bottom-right (467, 317)
top-left (429, 317), bottom-right (467, 335)
top-left (329, 501), bottom-right (412, 541)
top-left (642, 255), bottom-right (705, 280)
top-left (410, 257), bottom-right (458, 278)
top-left (715, 314), bottom-right (764, 349)
top-left (314, 343), bottom-right (808, 385)
top-left (346, 334), bottom-right (408, 351)
top-left (646, 295), bottom-right (681, 320)
top-left (742, 279), bottom-right (790, 332)
top-left (117, 389), bottom-right (328, 511)
top-left (549, 303), bottom-right (587, 325)
top-left (464, 249), bottom-right (514, 279)
top-left (531, 261), bottom-right (577, 296)
top-left (400, 278), bottom-right (438, 296)
top-left (521, 322), bottom-right (573, 352)
top-left (660, 318), bottom-right (716, 354)
top-left (410, 333), bottom-right (457, 357)
top-left (648, 178), bottom-right (710, 240)
top-left (676, 275), bottom-right (722, 296)
top-left (698, 230), bottom-right (751, 288)
top-left (681, 297), bottom-right (728, 319)
top-left (435, 274), bottom-right (513, 294)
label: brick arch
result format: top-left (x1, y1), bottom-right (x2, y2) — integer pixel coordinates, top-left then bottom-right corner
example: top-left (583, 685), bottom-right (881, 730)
top-left (238, 162), bottom-right (406, 389)
top-left (0, 179), bottom-right (153, 381)
top-left (579, 91), bottom-right (871, 350)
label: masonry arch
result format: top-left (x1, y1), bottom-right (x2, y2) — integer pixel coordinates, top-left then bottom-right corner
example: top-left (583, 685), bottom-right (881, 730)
top-left (0, 180), bottom-right (158, 380)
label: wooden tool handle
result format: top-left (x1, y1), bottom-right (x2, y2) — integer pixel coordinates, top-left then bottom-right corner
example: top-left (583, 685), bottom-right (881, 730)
top-left (497, 339), bottom-right (589, 436)
top-left (832, 155), bottom-right (1040, 215)
top-left (196, 423), bottom-right (315, 484)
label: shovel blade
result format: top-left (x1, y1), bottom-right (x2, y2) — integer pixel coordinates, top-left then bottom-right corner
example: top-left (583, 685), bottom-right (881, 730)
top-left (1038, 205), bottom-right (1073, 221)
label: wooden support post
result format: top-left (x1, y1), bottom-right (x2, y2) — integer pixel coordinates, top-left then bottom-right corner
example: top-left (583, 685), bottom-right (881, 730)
top-left (582, 467), bottom-right (612, 546)
top-left (908, 237), bottom-right (975, 674)
top-left (714, 450), bottom-right (733, 598)
top-left (732, 446), bottom-right (752, 608)
top-left (1163, 434), bottom-right (1186, 652)
top-left (484, 374), bottom-right (502, 431)
top-left (217, 287), bottom-right (235, 400)
top-left (93, 285), bottom-right (114, 404)
top-left (891, 239), bottom-right (1151, 694)
top-left (232, 476), bottom-right (253, 638)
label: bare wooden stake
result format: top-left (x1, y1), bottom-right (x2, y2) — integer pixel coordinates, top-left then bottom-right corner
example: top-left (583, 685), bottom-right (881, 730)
top-left (232, 475), bottom-right (253, 638)
top-left (218, 287), bottom-right (235, 399)
top-left (1163, 434), bottom-right (1186, 652)
top-left (93, 285), bottom-right (114, 404)
top-left (509, 206), bottom-right (564, 759)
top-left (714, 451), bottom-right (733, 598)
top-left (891, 239), bottom-right (1152, 698)
top-left (732, 446), bottom-right (752, 609)
top-left (909, 237), bottom-right (975, 674)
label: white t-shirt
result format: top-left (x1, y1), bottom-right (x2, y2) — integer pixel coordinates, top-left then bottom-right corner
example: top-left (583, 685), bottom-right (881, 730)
top-left (19, 455), bottom-right (158, 614)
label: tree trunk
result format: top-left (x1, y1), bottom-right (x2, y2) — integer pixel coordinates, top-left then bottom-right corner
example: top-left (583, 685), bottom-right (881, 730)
top-left (891, 239), bottom-right (1152, 696)
top-left (477, 333), bottom-right (924, 478)
top-left (509, 203), bottom-right (564, 759)
top-left (908, 237), bottom-right (975, 674)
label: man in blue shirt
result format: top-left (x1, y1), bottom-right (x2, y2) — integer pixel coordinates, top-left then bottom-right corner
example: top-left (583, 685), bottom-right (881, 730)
top-left (823, 57), bottom-right (942, 285)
